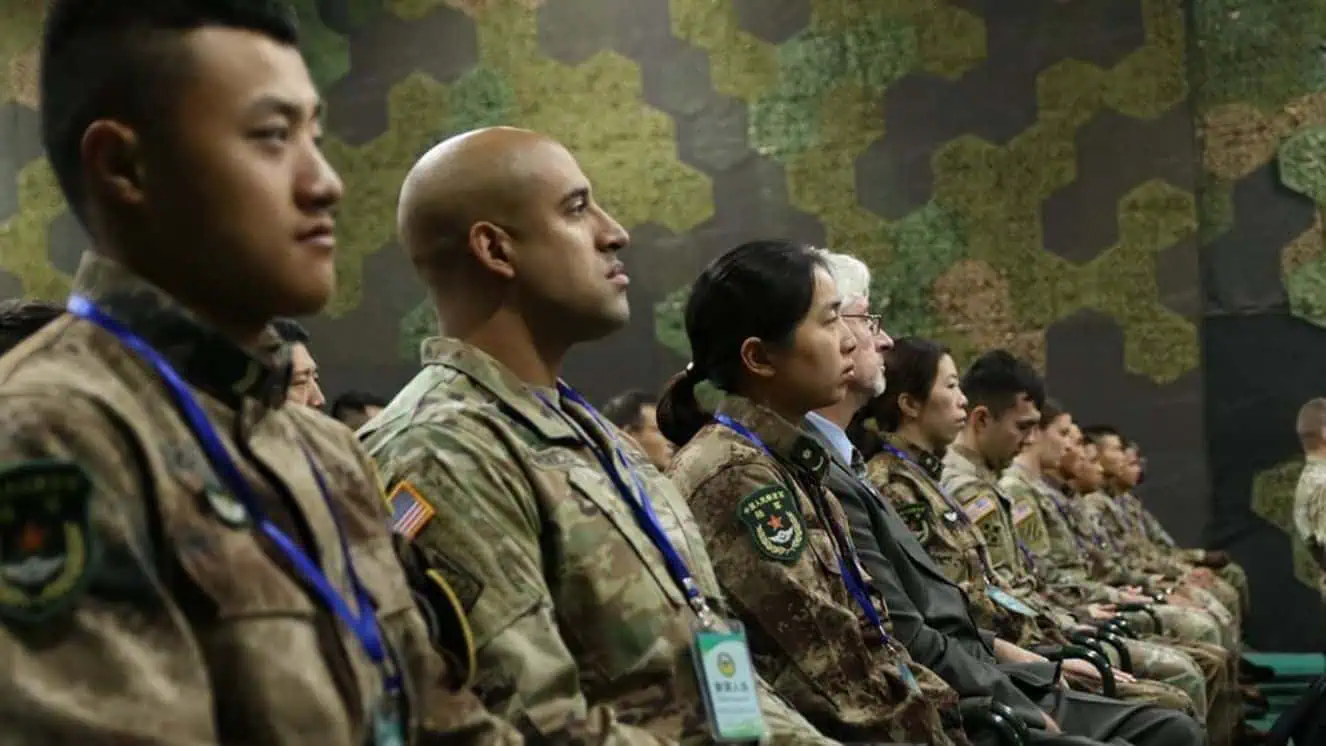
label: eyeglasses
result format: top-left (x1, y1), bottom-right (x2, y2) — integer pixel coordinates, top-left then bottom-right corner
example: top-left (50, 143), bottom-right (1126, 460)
top-left (842, 313), bottom-right (882, 334)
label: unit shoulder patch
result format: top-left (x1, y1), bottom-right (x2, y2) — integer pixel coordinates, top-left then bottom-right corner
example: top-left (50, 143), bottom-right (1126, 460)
top-left (736, 485), bottom-right (807, 564)
top-left (0, 460), bottom-right (96, 624)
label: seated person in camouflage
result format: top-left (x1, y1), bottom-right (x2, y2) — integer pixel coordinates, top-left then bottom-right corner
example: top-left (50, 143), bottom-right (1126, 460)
top-left (1086, 428), bottom-right (1246, 633)
top-left (1003, 405), bottom-right (1241, 745)
top-left (800, 261), bottom-right (1205, 746)
top-left (856, 340), bottom-right (1197, 717)
top-left (1124, 438), bottom-right (1249, 619)
top-left (1059, 432), bottom-right (1228, 650)
top-left (659, 242), bottom-right (971, 746)
top-left (362, 129), bottom-right (835, 744)
top-left (1075, 429), bottom-right (1239, 652)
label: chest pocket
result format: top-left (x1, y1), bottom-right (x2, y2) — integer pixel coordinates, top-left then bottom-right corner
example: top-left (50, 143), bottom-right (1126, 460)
top-left (163, 459), bottom-right (320, 621)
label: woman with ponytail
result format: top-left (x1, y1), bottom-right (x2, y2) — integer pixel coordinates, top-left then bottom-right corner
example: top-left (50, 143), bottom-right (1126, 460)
top-left (662, 240), bottom-right (970, 746)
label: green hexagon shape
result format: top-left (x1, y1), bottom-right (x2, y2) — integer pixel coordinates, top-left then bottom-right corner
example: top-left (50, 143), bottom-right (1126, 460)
top-left (1279, 126), bottom-right (1326, 204)
top-left (1251, 457), bottom-right (1321, 589)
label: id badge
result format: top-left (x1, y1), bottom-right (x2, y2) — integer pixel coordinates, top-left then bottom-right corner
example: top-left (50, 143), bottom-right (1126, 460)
top-left (987, 586), bottom-right (1036, 617)
top-left (371, 698), bottom-right (405, 746)
top-left (690, 619), bottom-right (767, 743)
top-left (898, 661), bottom-right (923, 695)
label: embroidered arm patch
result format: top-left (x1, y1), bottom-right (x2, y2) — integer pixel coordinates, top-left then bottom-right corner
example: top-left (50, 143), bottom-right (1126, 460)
top-left (736, 486), bottom-right (807, 564)
top-left (895, 501), bottom-right (932, 544)
top-left (389, 481), bottom-right (436, 540)
top-left (0, 460), bottom-right (96, 625)
top-left (1011, 501), bottom-right (1035, 526)
top-left (963, 495), bottom-right (997, 524)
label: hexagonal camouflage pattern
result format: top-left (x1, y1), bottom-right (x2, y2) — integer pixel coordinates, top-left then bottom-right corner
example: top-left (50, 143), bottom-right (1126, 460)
top-left (2, 0), bottom-right (1324, 648)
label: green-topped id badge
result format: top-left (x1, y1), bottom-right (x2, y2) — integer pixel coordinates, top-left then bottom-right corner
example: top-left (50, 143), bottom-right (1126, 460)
top-left (987, 586), bottom-right (1036, 617)
top-left (691, 620), bottom-right (766, 743)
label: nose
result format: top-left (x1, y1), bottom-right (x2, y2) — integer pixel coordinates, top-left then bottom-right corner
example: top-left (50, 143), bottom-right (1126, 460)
top-left (301, 140), bottom-right (344, 211)
top-left (841, 323), bottom-right (858, 354)
top-left (597, 207), bottom-right (630, 253)
top-left (309, 381), bottom-right (326, 409)
top-left (876, 327), bottom-right (893, 352)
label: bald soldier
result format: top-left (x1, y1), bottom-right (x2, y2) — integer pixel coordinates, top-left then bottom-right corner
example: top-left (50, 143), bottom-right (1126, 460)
top-left (0, 1), bottom-right (516, 744)
top-left (361, 127), bottom-right (837, 744)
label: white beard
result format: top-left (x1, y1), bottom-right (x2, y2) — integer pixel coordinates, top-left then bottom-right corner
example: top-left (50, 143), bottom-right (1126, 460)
top-left (869, 370), bottom-right (887, 397)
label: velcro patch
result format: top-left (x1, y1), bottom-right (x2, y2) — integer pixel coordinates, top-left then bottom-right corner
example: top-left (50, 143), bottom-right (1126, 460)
top-left (963, 495), bottom-right (997, 524)
top-left (896, 501), bottom-right (932, 545)
top-left (389, 481), bottom-right (435, 540)
top-left (1011, 501), bottom-right (1035, 526)
top-left (736, 486), bottom-right (807, 564)
top-left (0, 460), bottom-right (95, 624)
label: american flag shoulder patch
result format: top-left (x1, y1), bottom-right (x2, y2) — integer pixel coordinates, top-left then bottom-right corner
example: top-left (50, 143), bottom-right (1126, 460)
top-left (389, 481), bottom-right (435, 540)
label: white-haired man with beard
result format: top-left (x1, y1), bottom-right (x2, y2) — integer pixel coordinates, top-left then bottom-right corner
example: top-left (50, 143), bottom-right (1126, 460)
top-left (806, 249), bottom-right (891, 446)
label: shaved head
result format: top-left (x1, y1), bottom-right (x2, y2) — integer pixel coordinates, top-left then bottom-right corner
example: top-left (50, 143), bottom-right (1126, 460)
top-left (397, 126), bottom-right (558, 282)
top-left (395, 126), bottom-right (631, 347)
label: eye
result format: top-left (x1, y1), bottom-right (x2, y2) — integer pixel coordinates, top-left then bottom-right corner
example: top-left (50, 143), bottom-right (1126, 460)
top-left (252, 126), bottom-right (290, 143)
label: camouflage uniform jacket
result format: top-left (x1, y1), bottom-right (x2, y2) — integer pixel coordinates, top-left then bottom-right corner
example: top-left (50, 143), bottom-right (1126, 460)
top-left (0, 253), bottom-right (517, 745)
top-left (862, 435), bottom-right (1048, 647)
top-left (668, 396), bottom-right (967, 746)
top-left (940, 448), bottom-right (1077, 632)
top-left (1062, 490), bottom-right (1155, 589)
top-left (359, 338), bottom-right (834, 745)
top-left (998, 466), bottom-right (1118, 606)
top-left (1294, 456), bottom-right (1326, 571)
top-left (1078, 492), bottom-right (1187, 578)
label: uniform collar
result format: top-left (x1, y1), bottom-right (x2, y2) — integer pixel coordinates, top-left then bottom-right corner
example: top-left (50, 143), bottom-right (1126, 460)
top-left (714, 395), bottom-right (830, 479)
top-left (71, 252), bottom-right (292, 410)
top-left (882, 432), bottom-right (945, 480)
top-left (945, 443), bottom-right (998, 481)
top-left (419, 336), bottom-right (582, 441)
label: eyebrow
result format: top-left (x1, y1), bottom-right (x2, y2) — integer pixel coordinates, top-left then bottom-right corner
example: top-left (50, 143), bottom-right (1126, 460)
top-left (560, 186), bottom-right (590, 207)
top-left (246, 94), bottom-right (324, 121)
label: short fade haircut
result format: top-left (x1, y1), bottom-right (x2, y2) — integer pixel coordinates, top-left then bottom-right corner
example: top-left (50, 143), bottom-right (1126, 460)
top-left (1297, 398), bottom-right (1326, 449)
top-left (40, 0), bottom-right (299, 223)
top-left (0, 299), bottom-right (65, 354)
top-left (813, 248), bottom-right (871, 304)
top-left (330, 390), bottom-right (387, 422)
top-left (1081, 424), bottom-right (1123, 449)
top-left (601, 390), bottom-right (656, 431)
top-left (960, 349), bottom-right (1045, 417)
top-left (271, 317), bottom-right (310, 344)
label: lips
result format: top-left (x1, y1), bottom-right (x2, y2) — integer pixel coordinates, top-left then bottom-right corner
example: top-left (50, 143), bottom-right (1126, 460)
top-left (607, 261), bottom-right (629, 287)
top-left (296, 220), bottom-right (336, 249)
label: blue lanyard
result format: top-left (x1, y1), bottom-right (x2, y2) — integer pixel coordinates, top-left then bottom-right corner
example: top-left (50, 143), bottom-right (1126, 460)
top-left (67, 295), bottom-right (401, 698)
top-left (878, 444), bottom-right (969, 522)
top-left (542, 384), bottom-right (712, 620)
top-left (713, 413), bottom-right (892, 644)
top-left (878, 443), bottom-right (1006, 585)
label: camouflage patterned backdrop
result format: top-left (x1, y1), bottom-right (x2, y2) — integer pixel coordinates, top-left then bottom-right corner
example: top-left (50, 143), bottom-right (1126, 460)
top-left (2, 0), bottom-right (1325, 650)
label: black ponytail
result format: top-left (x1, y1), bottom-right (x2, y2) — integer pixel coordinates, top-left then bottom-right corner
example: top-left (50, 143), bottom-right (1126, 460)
top-left (656, 365), bottom-right (710, 446)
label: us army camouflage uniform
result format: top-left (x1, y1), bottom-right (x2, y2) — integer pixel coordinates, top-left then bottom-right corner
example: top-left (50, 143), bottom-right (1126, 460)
top-left (1120, 492), bottom-right (1249, 622)
top-left (866, 437), bottom-right (1193, 715)
top-left (1078, 492), bottom-right (1239, 651)
top-left (1001, 467), bottom-right (1241, 743)
top-left (359, 338), bottom-right (836, 745)
top-left (1051, 487), bottom-right (1227, 650)
top-left (941, 447), bottom-right (1197, 716)
top-left (667, 396), bottom-right (968, 746)
top-left (0, 253), bottom-right (518, 745)
top-left (1294, 456), bottom-right (1326, 595)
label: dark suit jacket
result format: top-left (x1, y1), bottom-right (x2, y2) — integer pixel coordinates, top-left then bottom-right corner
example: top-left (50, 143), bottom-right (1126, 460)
top-left (807, 428), bottom-right (1059, 727)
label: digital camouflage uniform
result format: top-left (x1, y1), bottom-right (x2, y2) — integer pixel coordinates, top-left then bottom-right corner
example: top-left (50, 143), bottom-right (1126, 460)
top-left (1002, 466), bottom-right (1241, 745)
top-left (1077, 492), bottom-right (1239, 651)
top-left (359, 338), bottom-right (835, 745)
top-left (865, 436), bottom-right (1193, 715)
top-left (0, 253), bottom-right (518, 745)
top-left (940, 446), bottom-right (1197, 716)
top-left (1293, 456), bottom-right (1326, 595)
top-left (1120, 492), bottom-right (1250, 621)
top-left (668, 396), bottom-right (968, 746)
